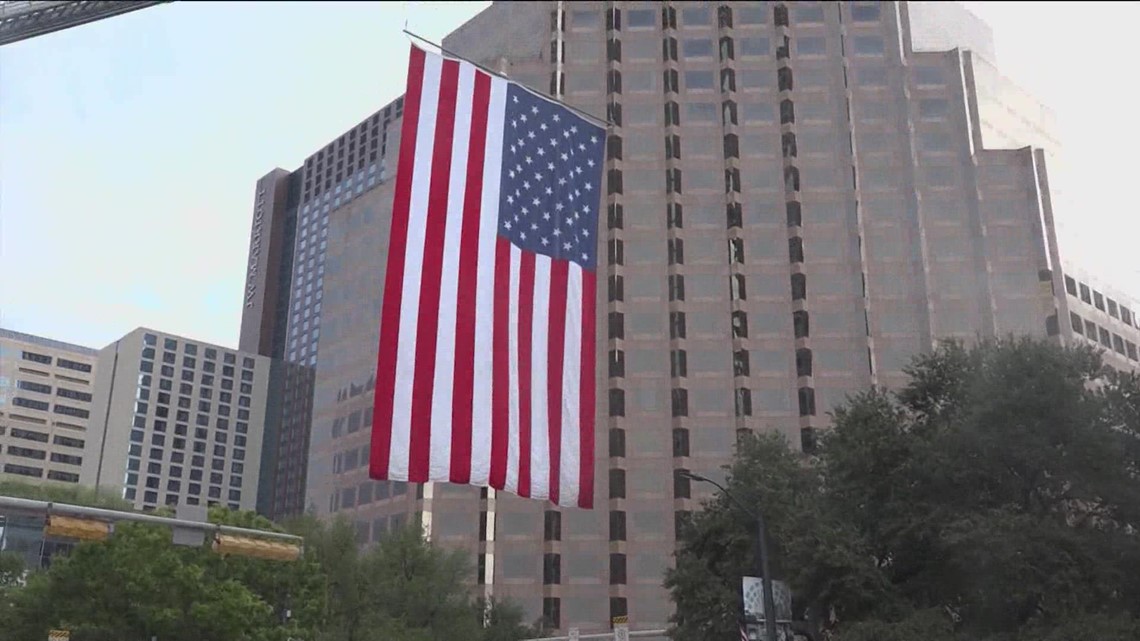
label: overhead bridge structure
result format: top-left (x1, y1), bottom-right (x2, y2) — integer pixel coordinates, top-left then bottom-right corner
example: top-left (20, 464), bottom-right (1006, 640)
top-left (0, 0), bottom-right (171, 47)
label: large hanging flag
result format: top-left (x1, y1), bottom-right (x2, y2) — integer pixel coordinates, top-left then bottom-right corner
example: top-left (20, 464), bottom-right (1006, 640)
top-left (370, 44), bottom-right (605, 509)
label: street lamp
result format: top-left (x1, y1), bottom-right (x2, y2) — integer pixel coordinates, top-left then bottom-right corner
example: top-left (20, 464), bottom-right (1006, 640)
top-left (678, 470), bottom-right (779, 641)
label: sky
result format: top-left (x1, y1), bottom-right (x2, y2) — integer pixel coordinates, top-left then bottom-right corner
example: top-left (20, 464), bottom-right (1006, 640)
top-left (0, 1), bottom-right (1136, 350)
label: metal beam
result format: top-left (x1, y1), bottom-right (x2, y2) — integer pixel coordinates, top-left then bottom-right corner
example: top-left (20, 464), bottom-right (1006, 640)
top-left (0, 494), bottom-right (303, 545)
top-left (0, 1), bottom-right (173, 47)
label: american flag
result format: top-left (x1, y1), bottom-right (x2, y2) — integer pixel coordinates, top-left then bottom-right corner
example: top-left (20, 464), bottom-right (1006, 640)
top-left (370, 44), bottom-right (605, 508)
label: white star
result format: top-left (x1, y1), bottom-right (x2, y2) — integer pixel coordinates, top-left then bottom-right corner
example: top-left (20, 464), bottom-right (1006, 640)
top-left (537, 147), bottom-right (546, 157)
top-left (503, 221), bottom-right (513, 230)
top-left (583, 205), bottom-right (591, 213)
top-left (563, 242), bottom-right (572, 251)
top-left (550, 138), bottom-right (558, 147)
top-left (541, 237), bottom-right (549, 246)
top-left (575, 166), bottom-right (583, 174)
top-left (513, 95), bottom-right (519, 103)
top-left (563, 130), bottom-right (571, 139)
top-left (520, 231), bottom-right (527, 240)
top-left (523, 180), bottom-right (531, 190)
top-left (582, 229), bottom-right (590, 237)
top-left (531, 105), bottom-right (539, 114)
top-left (534, 172), bottom-right (543, 181)
top-left (547, 162), bottom-right (555, 171)
top-left (542, 212), bottom-right (551, 220)
top-left (516, 164), bottom-right (523, 172)
top-left (591, 135), bottom-right (598, 144)
top-left (517, 138), bottom-right (525, 147)
top-left (507, 195), bottom-right (515, 204)
top-left (565, 217), bottom-right (573, 226)
top-left (511, 119), bottom-right (518, 128)
top-left (531, 222), bottom-right (538, 231)
top-left (570, 125), bottom-right (578, 134)
top-left (553, 228), bottom-right (562, 236)
top-left (508, 169), bottom-right (516, 178)
top-left (553, 114), bottom-right (560, 122)
top-left (561, 152), bottom-right (569, 161)
top-left (532, 197), bottom-right (541, 206)
top-left (521, 206), bottom-right (529, 215)
top-left (587, 159), bottom-right (595, 167)
top-left (540, 123), bottom-right (548, 131)
top-left (545, 186), bottom-right (553, 195)
top-left (578, 143), bottom-right (586, 151)
top-left (555, 202), bottom-right (564, 211)
top-left (525, 156), bottom-right (533, 165)
top-left (581, 252), bottom-right (588, 261)
top-left (520, 114), bottom-right (528, 123)
top-left (528, 130), bottom-right (536, 139)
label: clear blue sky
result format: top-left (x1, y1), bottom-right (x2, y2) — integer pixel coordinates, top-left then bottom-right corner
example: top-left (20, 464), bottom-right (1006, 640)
top-left (0, 1), bottom-right (1136, 350)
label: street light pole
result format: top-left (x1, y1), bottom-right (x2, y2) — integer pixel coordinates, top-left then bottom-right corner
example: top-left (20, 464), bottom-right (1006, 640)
top-left (679, 470), bottom-right (779, 641)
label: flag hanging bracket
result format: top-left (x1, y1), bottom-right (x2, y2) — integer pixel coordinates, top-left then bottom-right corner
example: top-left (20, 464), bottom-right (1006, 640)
top-left (401, 29), bottom-right (614, 129)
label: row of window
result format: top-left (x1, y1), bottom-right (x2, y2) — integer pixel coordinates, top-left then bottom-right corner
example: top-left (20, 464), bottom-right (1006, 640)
top-left (2, 463), bottom-right (77, 483)
top-left (127, 429), bottom-right (248, 455)
top-left (332, 480), bottom-right (410, 512)
top-left (123, 486), bottom-right (240, 512)
top-left (143, 334), bottom-right (250, 366)
top-left (14, 380), bottom-right (93, 403)
top-left (138, 359), bottom-right (256, 385)
top-left (6, 445), bottom-right (81, 466)
top-left (10, 397), bottom-right (90, 419)
top-left (138, 373), bottom-right (254, 397)
top-left (127, 441), bottom-right (245, 470)
top-left (1070, 312), bottom-right (1139, 362)
top-left (567, 1), bottom-right (876, 33)
top-left (19, 350), bottom-right (93, 373)
top-left (5, 427), bottom-right (84, 448)
top-left (1064, 275), bottom-right (1138, 329)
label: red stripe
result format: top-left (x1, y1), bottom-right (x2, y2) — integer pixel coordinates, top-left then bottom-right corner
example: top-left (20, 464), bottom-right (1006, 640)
top-left (517, 252), bottom-right (536, 498)
top-left (577, 271), bottom-right (597, 508)
top-left (407, 59), bottom-right (461, 483)
top-left (546, 260), bottom-right (569, 505)
top-left (449, 71), bottom-right (492, 484)
top-left (371, 45), bottom-right (425, 481)
top-left (489, 237), bottom-right (512, 490)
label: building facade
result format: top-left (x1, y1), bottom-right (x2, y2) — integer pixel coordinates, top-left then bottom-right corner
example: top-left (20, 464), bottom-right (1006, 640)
top-left (0, 329), bottom-right (97, 486)
top-left (82, 328), bottom-right (270, 512)
top-left (248, 0), bottom-right (1123, 634)
top-left (1059, 266), bottom-right (1140, 373)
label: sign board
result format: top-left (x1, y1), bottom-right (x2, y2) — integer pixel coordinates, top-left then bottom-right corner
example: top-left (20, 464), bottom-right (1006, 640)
top-left (48, 631), bottom-right (70, 641)
top-left (612, 615), bottom-right (629, 641)
top-left (568, 627), bottom-right (580, 641)
top-left (742, 577), bottom-right (792, 623)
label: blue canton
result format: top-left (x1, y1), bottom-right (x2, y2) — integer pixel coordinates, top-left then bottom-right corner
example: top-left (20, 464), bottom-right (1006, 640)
top-left (498, 84), bottom-right (605, 271)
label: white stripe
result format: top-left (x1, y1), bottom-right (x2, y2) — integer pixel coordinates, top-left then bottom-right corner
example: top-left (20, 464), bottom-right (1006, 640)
top-left (529, 255), bottom-right (552, 499)
top-left (388, 51), bottom-right (442, 480)
top-left (428, 61), bottom-right (476, 482)
top-left (505, 245), bottom-right (522, 495)
top-left (559, 264), bottom-right (583, 507)
top-left (469, 76), bottom-right (507, 487)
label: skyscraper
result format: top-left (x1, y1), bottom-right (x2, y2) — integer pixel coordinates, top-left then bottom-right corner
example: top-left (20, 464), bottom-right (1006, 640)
top-left (246, 1), bottom-right (1136, 634)
top-left (240, 106), bottom-right (402, 519)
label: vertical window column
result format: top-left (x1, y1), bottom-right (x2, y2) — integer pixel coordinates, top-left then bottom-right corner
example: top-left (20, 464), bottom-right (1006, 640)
top-left (776, 2), bottom-right (816, 450)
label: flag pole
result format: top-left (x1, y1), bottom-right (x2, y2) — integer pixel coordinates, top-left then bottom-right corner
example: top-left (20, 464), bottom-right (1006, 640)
top-left (401, 29), bottom-right (614, 129)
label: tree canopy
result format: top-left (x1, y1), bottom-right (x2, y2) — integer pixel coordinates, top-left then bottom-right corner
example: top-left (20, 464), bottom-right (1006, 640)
top-left (667, 337), bottom-right (1140, 641)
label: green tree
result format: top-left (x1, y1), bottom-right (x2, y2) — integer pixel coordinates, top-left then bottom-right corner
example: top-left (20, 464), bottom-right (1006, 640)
top-left (667, 337), bottom-right (1140, 641)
